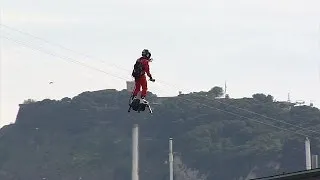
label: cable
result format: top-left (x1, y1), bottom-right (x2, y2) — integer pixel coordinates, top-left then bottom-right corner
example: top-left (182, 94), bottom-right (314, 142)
top-left (154, 78), bottom-right (320, 136)
top-left (156, 83), bottom-right (320, 136)
top-left (152, 90), bottom-right (311, 138)
top-left (0, 30), bottom-right (316, 139)
top-left (0, 34), bottom-right (128, 81)
top-left (205, 96), bottom-right (320, 136)
top-left (157, 88), bottom-right (311, 138)
top-left (0, 23), bottom-right (130, 73)
top-left (0, 23), bottom-right (187, 91)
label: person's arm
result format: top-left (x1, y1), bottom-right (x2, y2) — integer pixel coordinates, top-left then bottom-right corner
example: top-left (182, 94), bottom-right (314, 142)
top-left (144, 61), bottom-right (152, 78)
top-left (144, 61), bottom-right (155, 81)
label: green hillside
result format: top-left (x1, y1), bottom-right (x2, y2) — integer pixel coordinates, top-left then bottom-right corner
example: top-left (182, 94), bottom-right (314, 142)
top-left (0, 87), bottom-right (320, 180)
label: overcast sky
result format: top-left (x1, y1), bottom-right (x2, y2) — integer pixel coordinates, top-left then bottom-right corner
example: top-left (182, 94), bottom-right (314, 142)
top-left (1, 0), bottom-right (320, 128)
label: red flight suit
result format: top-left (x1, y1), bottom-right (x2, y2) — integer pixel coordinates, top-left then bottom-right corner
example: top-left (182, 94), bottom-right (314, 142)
top-left (133, 57), bottom-right (152, 98)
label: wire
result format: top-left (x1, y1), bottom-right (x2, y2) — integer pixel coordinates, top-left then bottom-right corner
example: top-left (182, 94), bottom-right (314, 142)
top-left (206, 96), bottom-right (320, 136)
top-left (0, 23), bottom-right (188, 90)
top-left (153, 81), bottom-right (320, 136)
top-left (0, 23), bottom-right (130, 73)
top-left (0, 34), bottom-right (128, 81)
top-left (0, 28), bottom-right (316, 139)
top-left (177, 96), bottom-right (309, 137)
top-left (152, 85), bottom-right (312, 138)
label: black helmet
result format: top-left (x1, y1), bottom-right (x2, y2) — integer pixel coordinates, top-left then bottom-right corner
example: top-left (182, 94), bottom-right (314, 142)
top-left (142, 49), bottom-right (151, 59)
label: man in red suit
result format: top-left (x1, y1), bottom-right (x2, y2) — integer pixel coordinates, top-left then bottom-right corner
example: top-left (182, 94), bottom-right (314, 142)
top-left (131, 49), bottom-right (155, 101)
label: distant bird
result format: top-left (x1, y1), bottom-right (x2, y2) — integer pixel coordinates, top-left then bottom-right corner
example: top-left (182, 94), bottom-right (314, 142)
top-left (49, 81), bottom-right (53, 84)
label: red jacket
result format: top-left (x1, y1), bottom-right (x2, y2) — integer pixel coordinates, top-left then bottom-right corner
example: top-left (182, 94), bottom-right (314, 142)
top-left (138, 57), bottom-right (152, 78)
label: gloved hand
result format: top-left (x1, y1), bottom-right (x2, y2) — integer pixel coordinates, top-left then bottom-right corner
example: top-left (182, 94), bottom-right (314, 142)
top-left (149, 77), bottom-right (155, 82)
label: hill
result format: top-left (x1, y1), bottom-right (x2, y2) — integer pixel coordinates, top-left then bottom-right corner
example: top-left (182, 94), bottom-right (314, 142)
top-left (0, 87), bottom-right (320, 180)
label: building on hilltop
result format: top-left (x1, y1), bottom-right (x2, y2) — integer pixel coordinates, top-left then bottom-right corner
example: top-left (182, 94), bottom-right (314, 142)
top-left (126, 81), bottom-right (135, 92)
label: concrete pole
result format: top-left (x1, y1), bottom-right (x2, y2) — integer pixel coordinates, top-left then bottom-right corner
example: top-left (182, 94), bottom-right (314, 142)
top-left (132, 124), bottom-right (139, 180)
top-left (169, 138), bottom-right (174, 180)
top-left (312, 155), bottom-right (318, 169)
top-left (305, 137), bottom-right (312, 170)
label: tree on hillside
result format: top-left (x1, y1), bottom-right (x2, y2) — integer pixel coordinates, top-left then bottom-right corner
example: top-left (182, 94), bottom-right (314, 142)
top-left (23, 99), bottom-right (36, 104)
top-left (252, 93), bottom-right (274, 103)
top-left (208, 86), bottom-right (224, 98)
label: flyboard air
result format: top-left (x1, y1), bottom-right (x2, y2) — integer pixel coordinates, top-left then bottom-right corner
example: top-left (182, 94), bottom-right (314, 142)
top-left (128, 94), bottom-right (153, 114)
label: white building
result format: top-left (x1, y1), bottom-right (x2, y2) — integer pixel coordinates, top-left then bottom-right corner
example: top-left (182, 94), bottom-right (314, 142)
top-left (126, 81), bottom-right (135, 92)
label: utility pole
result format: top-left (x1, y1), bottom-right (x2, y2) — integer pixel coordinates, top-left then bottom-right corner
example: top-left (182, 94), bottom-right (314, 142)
top-left (132, 124), bottom-right (139, 180)
top-left (169, 138), bottom-right (174, 180)
top-left (312, 155), bottom-right (318, 169)
top-left (305, 137), bottom-right (311, 170)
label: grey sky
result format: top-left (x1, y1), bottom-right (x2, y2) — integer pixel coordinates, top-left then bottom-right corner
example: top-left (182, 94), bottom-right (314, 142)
top-left (1, 0), bottom-right (320, 127)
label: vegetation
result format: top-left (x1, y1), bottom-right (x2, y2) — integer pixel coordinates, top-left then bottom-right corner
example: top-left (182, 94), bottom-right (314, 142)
top-left (0, 87), bottom-right (320, 180)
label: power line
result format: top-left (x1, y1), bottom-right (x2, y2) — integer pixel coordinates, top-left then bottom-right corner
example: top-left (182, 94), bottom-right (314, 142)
top-left (151, 84), bottom-right (316, 138)
top-left (0, 23), bottom-right (130, 73)
top-left (202, 95), bottom-right (320, 136)
top-left (0, 34), bottom-right (128, 81)
top-left (1, 27), bottom-right (318, 139)
top-left (0, 23), bottom-right (183, 91)
top-left (153, 81), bottom-right (320, 136)
top-left (179, 97), bottom-right (309, 137)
